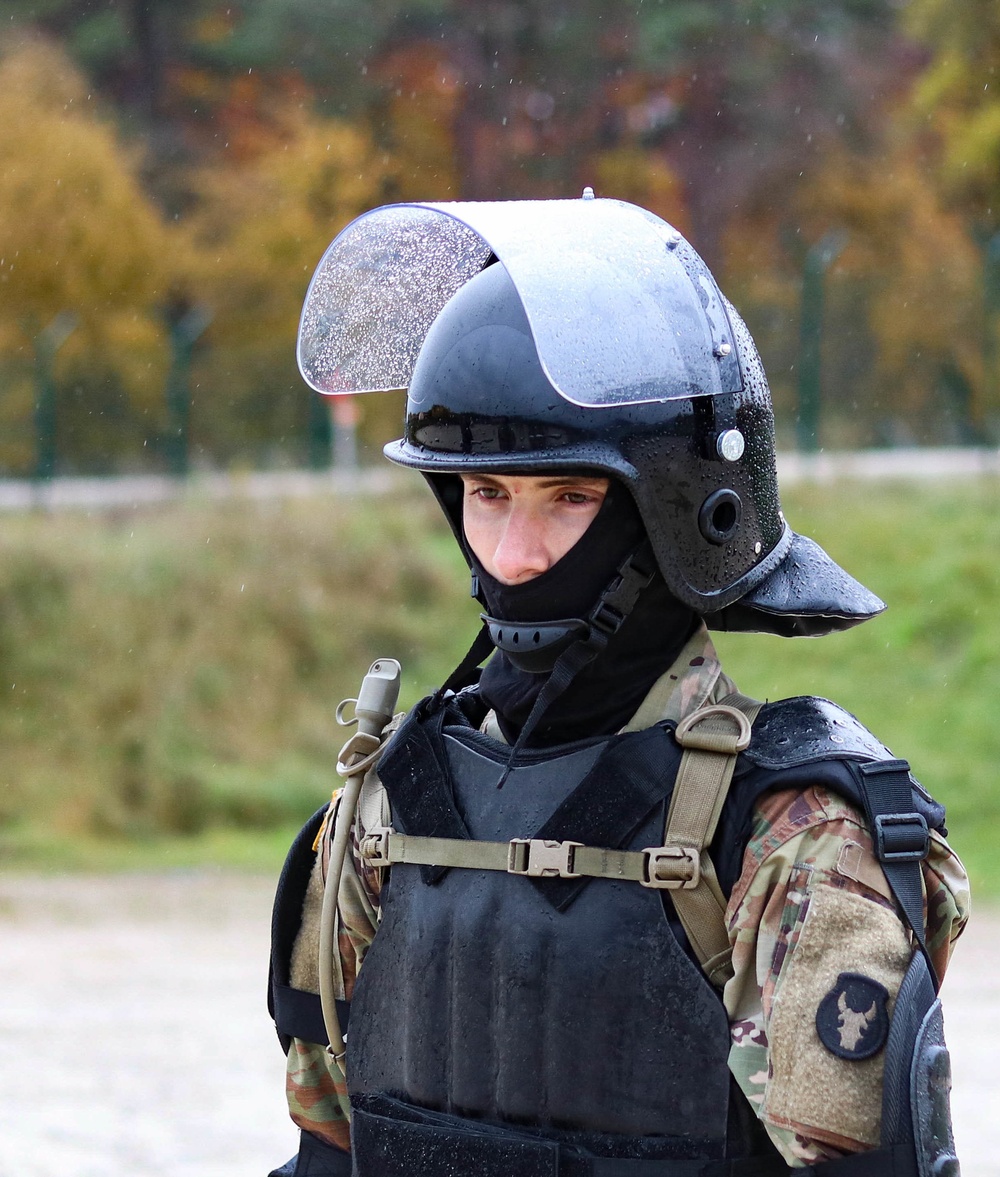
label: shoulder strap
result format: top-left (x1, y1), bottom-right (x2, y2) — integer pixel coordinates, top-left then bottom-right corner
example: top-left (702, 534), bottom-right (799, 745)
top-left (660, 690), bottom-right (763, 988)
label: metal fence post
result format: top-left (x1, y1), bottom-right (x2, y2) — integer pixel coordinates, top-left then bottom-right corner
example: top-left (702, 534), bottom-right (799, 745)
top-left (307, 389), bottom-right (334, 470)
top-left (982, 231), bottom-right (1000, 423)
top-left (163, 301), bottom-right (212, 477)
top-left (32, 312), bottom-right (77, 481)
top-left (796, 231), bottom-right (847, 453)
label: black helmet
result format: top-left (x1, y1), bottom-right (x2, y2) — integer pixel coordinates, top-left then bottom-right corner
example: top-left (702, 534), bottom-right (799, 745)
top-left (298, 196), bottom-right (883, 636)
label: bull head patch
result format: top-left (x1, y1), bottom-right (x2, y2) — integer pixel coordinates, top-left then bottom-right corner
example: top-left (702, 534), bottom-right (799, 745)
top-left (816, 973), bottom-right (890, 1060)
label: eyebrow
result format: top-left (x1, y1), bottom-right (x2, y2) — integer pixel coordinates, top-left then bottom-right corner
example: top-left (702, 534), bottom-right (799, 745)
top-left (462, 473), bottom-right (607, 488)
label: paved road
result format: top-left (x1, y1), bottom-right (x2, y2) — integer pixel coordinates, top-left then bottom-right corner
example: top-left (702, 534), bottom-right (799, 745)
top-left (0, 872), bottom-right (994, 1176)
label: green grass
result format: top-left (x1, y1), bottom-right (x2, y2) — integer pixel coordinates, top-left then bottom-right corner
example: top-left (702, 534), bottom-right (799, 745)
top-left (0, 476), bottom-right (996, 898)
top-left (714, 477), bottom-right (1000, 897)
top-left (0, 821), bottom-right (301, 872)
top-left (0, 482), bottom-right (478, 866)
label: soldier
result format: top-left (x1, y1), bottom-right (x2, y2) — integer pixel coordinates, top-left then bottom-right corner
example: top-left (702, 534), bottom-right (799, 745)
top-left (268, 196), bottom-right (969, 1176)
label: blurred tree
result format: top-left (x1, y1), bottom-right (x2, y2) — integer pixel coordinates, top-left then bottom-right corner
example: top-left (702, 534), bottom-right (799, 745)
top-left (5, 0), bottom-right (994, 460)
top-left (903, 0), bottom-right (1000, 435)
top-left (722, 117), bottom-right (986, 447)
top-left (183, 99), bottom-right (401, 463)
top-left (628, 0), bottom-right (922, 267)
top-left (0, 37), bottom-right (182, 473)
top-left (905, 0), bottom-right (1000, 231)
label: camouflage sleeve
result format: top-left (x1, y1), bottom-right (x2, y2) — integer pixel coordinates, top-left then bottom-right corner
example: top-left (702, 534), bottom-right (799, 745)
top-left (723, 786), bottom-right (970, 1167)
top-left (282, 783), bottom-right (386, 1152)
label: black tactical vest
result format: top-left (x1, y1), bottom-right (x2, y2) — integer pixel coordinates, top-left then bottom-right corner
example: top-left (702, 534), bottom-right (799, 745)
top-left (269, 690), bottom-right (952, 1177)
top-left (350, 715), bottom-right (731, 1156)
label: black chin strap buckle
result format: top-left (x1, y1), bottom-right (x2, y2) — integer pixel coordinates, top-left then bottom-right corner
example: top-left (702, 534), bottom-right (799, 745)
top-left (590, 600), bottom-right (625, 637)
top-left (590, 539), bottom-right (657, 636)
top-left (481, 541), bottom-right (657, 674)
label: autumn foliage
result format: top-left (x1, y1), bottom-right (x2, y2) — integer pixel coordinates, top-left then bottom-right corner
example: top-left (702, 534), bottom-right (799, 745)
top-left (1, 2), bottom-right (999, 472)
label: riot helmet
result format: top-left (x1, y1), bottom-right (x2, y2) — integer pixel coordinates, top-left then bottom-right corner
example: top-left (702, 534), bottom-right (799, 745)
top-left (298, 195), bottom-right (884, 638)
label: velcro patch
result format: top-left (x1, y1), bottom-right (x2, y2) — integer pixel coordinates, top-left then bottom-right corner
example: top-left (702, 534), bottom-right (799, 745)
top-left (816, 972), bottom-right (890, 1060)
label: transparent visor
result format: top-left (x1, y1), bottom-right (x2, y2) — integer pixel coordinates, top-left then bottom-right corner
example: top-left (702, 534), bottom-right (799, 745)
top-left (297, 198), bottom-right (742, 407)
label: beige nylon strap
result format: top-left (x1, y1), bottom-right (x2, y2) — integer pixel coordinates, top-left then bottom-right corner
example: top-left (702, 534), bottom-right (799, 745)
top-left (356, 693), bottom-right (762, 988)
top-left (662, 690), bottom-right (763, 987)
top-left (358, 830), bottom-right (705, 889)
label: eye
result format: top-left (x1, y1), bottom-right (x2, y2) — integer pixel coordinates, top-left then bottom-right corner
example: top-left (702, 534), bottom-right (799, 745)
top-left (468, 483), bottom-right (504, 501)
top-left (560, 486), bottom-right (605, 506)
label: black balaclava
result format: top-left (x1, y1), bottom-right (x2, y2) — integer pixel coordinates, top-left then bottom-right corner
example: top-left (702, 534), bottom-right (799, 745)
top-left (469, 479), bottom-right (698, 747)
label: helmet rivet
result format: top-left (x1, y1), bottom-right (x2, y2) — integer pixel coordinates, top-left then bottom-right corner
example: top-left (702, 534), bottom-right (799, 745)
top-left (717, 429), bottom-right (745, 463)
top-left (714, 342), bottom-right (733, 358)
top-left (581, 186), bottom-right (595, 200)
top-left (754, 541), bottom-right (762, 555)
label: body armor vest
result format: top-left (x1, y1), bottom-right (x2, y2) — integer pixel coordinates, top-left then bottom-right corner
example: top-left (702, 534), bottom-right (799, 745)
top-left (350, 719), bottom-right (730, 1155)
top-left (269, 691), bottom-right (953, 1177)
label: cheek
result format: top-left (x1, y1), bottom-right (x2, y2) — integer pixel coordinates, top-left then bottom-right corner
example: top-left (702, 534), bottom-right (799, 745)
top-left (551, 502), bottom-right (602, 560)
top-left (461, 500), bottom-right (498, 568)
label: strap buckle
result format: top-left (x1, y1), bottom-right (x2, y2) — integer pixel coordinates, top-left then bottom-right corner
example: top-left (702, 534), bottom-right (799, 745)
top-left (675, 705), bottom-right (753, 753)
top-left (589, 601), bottom-right (625, 637)
top-left (359, 827), bottom-right (393, 867)
top-left (874, 812), bottom-right (929, 862)
top-left (641, 845), bottom-right (701, 890)
top-left (507, 838), bottom-right (582, 878)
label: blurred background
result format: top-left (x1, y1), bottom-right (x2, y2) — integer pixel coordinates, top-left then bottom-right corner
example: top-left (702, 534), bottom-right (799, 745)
top-left (4, 0), bottom-right (1000, 474)
top-left (0, 0), bottom-right (996, 890)
top-left (1, 6), bottom-right (998, 1173)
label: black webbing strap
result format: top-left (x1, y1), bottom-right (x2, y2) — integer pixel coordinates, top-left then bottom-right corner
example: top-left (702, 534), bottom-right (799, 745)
top-left (269, 805), bottom-right (328, 1051)
top-left (803, 1143), bottom-right (916, 1176)
top-left (377, 702), bottom-right (472, 884)
top-left (852, 758), bottom-right (937, 989)
top-left (270, 982), bottom-right (349, 1048)
top-left (268, 1129), bottom-right (353, 1176)
top-left (439, 621), bottom-right (496, 694)
top-left (351, 1099), bottom-right (559, 1177)
top-left (878, 950), bottom-right (937, 1152)
top-left (268, 803), bottom-right (353, 1048)
top-left (494, 627), bottom-right (612, 788)
top-left (530, 723), bottom-right (682, 911)
top-left (351, 1096), bottom-right (786, 1177)
top-left (495, 540), bottom-right (659, 784)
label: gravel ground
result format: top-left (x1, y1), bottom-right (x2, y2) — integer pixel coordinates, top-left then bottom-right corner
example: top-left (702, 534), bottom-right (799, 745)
top-left (0, 871), bottom-right (994, 1176)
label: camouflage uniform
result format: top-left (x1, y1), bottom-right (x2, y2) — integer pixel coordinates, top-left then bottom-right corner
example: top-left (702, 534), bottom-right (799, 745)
top-left (281, 625), bottom-right (970, 1168)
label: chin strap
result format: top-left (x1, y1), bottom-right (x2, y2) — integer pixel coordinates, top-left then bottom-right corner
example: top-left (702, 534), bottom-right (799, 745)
top-left (494, 540), bottom-right (657, 786)
top-left (480, 611), bottom-right (590, 674)
top-left (438, 622), bottom-right (497, 697)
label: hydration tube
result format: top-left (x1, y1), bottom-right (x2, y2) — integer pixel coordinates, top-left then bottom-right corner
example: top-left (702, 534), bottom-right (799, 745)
top-left (319, 658), bottom-right (401, 1060)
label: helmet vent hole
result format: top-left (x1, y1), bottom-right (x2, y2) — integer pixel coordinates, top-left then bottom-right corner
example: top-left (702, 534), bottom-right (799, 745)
top-left (698, 489), bottom-right (742, 545)
top-left (713, 500), bottom-right (737, 532)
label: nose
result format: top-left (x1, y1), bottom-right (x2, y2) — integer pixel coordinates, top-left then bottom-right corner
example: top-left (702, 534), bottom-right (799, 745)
top-left (490, 506), bottom-right (552, 584)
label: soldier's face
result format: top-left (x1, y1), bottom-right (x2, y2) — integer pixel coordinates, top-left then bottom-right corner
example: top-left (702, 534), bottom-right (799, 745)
top-left (460, 472), bottom-right (609, 585)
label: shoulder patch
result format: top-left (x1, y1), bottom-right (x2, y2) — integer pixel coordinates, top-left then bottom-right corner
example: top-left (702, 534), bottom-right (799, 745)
top-left (816, 972), bottom-right (890, 1060)
top-left (744, 696), bottom-right (892, 770)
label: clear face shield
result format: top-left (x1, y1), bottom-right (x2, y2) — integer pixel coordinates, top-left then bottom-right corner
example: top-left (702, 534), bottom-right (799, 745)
top-left (297, 196), bottom-right (743, 408)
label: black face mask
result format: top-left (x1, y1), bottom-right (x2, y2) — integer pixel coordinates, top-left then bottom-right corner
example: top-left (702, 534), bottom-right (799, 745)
top-left (467, 482), bottom-right (698, 747)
